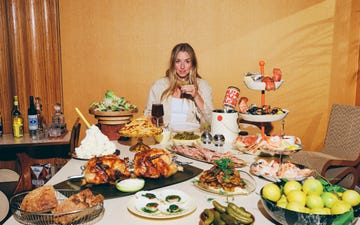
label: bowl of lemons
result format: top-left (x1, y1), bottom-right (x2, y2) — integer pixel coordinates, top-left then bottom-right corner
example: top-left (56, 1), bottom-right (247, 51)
top-left (260, 178), bottom-right (360, 225)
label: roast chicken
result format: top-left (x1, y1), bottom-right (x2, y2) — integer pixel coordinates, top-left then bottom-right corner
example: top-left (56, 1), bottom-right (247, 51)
top-left (84, 154), bottom-right (131, 184)
top-left (133, 148), bottom-right (179, 178)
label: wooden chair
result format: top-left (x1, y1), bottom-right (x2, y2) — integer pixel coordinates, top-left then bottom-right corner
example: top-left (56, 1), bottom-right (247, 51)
top-left (69, 117), bottom-right (81, 157)
top-left (291, 104), bottom-right (360, 189)
top-left (13, 118), bottom-right (81, 194)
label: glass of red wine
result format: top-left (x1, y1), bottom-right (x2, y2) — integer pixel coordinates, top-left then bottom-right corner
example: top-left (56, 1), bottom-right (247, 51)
top-left (151, 103), bottom-right (164, 127)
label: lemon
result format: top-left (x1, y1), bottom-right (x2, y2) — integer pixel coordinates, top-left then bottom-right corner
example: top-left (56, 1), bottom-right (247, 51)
top-left (262, 183), bottom-right (281, 202)
top-left (276, 194), bottom-right (288, 208)
top-left (285, 145), bottom-right (299, 150)
top-left (154, 134), bottom-right (163, 143)
top-left (284, 180), bottom-right (302, 195)
top-left (286, 202), bottom-right (306, 213)
top-left (310, 207), bottom-right (331, 215)
top-left (331, 200), bottom-right (352, 215)
top-left (341, 189), bottom-right (360, 206)
top-left (321, 192), bottom-right (339, 208)
top-left (287, 190), bottom-right (307, 206)
top-left (306, 194), bottom-right (324, 209)
top-left (302, 178), bottom-right (323, 195)
top-left (115, 178), bottom-right (145, 192)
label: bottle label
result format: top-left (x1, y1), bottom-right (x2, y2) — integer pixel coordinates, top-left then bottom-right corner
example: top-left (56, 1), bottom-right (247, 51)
top-left (28, 115), bottom-right (38, 130)
top-left (13, 117), bottom-right (24, 137)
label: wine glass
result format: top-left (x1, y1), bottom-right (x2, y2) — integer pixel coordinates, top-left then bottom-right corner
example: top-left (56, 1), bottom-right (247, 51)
top-left (151, 103), bottom-right (164, 127)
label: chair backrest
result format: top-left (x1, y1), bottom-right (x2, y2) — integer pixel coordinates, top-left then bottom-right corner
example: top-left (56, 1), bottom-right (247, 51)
top-left (323, 104), bottom-right (360, 159)
top-left (69, 117), bottom-right (81, 155)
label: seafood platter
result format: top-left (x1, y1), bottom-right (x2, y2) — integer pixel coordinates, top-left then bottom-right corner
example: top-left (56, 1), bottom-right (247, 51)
top-left (249, 159), bottom-right (313, 182)
top-left (233, 134), bottom-right (302, 156)
top-left (127, 189), bottom-right (197, 219)
top-left (192, 158), bottom-right (256, 196)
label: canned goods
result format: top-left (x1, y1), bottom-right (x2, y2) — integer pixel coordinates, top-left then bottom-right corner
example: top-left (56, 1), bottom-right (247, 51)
top-left (223, 86), bottom-right (240, 111)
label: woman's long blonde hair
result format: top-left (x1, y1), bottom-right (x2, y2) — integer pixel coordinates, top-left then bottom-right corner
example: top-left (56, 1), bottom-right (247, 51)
top-left (161, 43), bottom-right (201, 101)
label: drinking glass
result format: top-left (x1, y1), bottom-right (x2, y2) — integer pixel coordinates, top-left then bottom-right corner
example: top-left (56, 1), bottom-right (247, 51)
top-left (151, 103), bottom-right (164, 127)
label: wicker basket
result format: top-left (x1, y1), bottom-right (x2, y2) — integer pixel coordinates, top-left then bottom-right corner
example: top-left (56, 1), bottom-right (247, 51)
top-left (10, 189), bottom-right (104, 225)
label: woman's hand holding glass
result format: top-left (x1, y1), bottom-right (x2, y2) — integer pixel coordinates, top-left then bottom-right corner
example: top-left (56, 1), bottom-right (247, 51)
top-left (180, 84), bottom-right (197, 98)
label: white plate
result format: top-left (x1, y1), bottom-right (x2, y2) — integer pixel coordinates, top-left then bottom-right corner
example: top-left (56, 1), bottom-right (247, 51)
top-left (192, 170), bottom-right (256, 196)
top-left (169, 122), bottom-right (200, 132)
top-left (244, 79), bottom-right (284, 90)
top-left (239, 109), bottom-right (288, 122)
top-left (127, 196), bottom-right (197, 219)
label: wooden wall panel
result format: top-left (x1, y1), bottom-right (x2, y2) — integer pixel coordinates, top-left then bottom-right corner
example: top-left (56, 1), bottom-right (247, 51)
top-left (0, 0), bottom-right (13, 134)
top-left (0, 0), bottom-right (62, 134)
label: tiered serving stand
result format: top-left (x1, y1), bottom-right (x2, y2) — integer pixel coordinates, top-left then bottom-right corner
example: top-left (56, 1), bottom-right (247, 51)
top-left (240, 60), bottom-right (300, 159)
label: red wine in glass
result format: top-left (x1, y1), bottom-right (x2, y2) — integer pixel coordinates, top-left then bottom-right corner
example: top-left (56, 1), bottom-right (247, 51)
top-left (151, 104), bottom-right (164, 127)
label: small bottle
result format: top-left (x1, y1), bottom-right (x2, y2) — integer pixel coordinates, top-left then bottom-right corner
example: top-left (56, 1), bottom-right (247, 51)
top-left (35, 97), bottom-right (46, 131)
top-left (0, 111), bottom-right (3, 136)
top-left (12, 96), bottom-right (24, 137)
top-left (28, 96), bottom-right (38, 139)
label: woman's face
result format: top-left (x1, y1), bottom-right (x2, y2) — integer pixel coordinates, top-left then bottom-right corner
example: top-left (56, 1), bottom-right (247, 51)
top-left (174, 51), bottom-right (192, 79)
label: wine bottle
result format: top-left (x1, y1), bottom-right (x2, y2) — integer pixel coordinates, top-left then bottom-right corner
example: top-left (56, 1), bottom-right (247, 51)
top-left (12, 96), bottom-right (24, 137)
top-left (0, 111), bottom-right (3, 136)
top-left (28, 96), bottom-right (38, 139)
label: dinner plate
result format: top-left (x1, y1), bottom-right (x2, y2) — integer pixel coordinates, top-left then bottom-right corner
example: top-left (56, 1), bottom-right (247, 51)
top-left (192, 170), bottom-right (256, 196)
top-left (170, 122), bottom-right (200, 132)
top-left (239, 109), bottom-right (288, 122)
top-left (127, 196), bottom-right (197, 219)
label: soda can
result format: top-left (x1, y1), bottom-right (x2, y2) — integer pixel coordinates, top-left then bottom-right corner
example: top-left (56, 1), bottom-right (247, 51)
top-left (223, 86), bottom-right (240, 111)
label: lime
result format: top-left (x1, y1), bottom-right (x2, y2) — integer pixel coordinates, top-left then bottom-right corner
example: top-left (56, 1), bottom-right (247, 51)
top-left (331, 200), bottom-right (352, 215)
top-left (262, 183), bottom-right (281, 202)
top-left (341, 190), bottom-right (360, 207)
top-left (287, 190), bottom-right (307, 206)
top-left (321, 192), bottom-right (339, 208)
top-left (115, 178), bottom-right (145, 192)
top-left (284, 180), bottom-right (302, 195)
top-left (306, 194), bottom-right (324, 209)
top-left (302, 178), bottom-right (323, 195)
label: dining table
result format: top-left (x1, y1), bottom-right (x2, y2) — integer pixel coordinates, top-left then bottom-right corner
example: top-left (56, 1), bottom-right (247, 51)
top-left (3, 140), bottom-right (360, 225)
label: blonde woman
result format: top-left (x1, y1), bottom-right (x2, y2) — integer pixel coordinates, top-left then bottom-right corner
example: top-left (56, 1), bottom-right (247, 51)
top-left (145, 43), bottom-right (213, 129)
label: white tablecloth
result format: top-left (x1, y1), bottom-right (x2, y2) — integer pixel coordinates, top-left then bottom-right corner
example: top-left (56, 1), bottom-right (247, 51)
top-left (4, 141), bottom-right (359, 225)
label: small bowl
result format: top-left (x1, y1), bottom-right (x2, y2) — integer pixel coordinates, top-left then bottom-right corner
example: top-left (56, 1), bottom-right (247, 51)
top-left (260, 187), bottom-right (360, 225)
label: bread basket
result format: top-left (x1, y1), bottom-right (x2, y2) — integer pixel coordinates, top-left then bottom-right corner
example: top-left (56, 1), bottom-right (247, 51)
top-left (10, 189), bottom-right (104, 225)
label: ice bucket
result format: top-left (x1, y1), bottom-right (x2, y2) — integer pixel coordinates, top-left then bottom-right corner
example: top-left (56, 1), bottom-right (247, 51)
top-left (211, 110), bottom-right (239, 144)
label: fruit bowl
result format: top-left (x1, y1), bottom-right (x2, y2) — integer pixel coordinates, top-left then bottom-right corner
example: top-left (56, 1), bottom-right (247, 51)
top-left (260, 187), bottom-right (360, 225)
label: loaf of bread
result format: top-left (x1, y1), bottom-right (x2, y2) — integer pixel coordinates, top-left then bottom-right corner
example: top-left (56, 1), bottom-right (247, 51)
top-left (52, 188), bottom-right (104, 225)
top-left (20, 185), bottom-right (58, 212)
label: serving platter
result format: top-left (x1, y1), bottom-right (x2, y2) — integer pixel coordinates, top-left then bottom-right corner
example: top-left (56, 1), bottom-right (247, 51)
top-left (54, 164), bottom-right (202, 199)
top-left (167, 144), bottom-right (248, 168)
top-left (192, 170), bottom-right (256, 196)
top-left (239, 109), bottom-right (288, 122)
top-left (243, 79), bottom-right (284, 90)
top-left (249, 159), bottom-right (313, 182)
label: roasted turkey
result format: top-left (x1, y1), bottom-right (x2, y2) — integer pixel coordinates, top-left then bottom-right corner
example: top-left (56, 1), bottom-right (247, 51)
top-left (134, 148), bottom-right (179, 178)
top-left (84, 154), bottom-right (131, 184)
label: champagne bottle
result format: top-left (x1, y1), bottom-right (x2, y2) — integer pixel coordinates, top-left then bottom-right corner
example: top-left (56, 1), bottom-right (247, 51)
top-left (12, 96), bottom-right (24, 137)
top-left (28, 96), bottom-right (38, 139)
